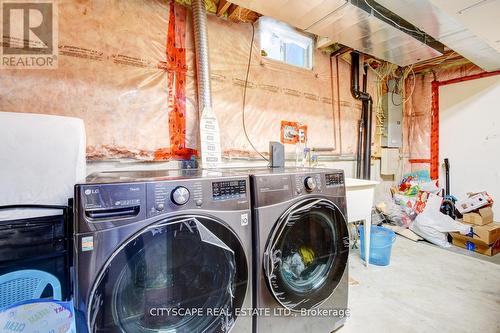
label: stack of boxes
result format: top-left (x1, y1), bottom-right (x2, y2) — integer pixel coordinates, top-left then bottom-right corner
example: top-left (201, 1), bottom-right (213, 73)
top-left (450, 193), bottom-right (500, 256)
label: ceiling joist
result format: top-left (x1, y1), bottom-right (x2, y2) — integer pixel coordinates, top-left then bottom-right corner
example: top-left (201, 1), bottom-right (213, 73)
top-left (216, 0), bottom-right (231, 16)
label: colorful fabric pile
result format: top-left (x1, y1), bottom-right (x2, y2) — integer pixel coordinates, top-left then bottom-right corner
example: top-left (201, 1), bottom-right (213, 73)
top-left (378, 170), bottom-right (439, 228)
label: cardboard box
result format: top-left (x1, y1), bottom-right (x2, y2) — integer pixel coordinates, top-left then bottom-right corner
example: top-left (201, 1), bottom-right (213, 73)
top-left (471, 222), bottom-right (500, 244)
top-left (462, 206), bottom-right (494, 225)
top-left (450, 233), bottom-right (500, 256)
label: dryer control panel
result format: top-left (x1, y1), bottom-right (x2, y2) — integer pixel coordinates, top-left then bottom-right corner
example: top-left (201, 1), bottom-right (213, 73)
top-left (252, 170), bottom-right (345, 207)
top-left (294, 173), bottom-right (322, 194)
top-left (325, 172), bottom-right (344, 187)
top-left (292, 172), bottom-right (345, 196)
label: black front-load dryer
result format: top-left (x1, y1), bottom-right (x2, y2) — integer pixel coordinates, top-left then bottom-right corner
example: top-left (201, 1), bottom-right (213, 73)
top-left (218, 167), bottom-right (349, 333)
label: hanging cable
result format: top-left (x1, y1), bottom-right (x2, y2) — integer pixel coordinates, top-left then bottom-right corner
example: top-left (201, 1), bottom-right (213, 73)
top-left (362, 0), bottom-right (426, 38)
top-left (242, 22), bottom-right (269, 161)
top-left (368, 60), bottom-right (397, 139)
top-left (392, 64), bottom-right (416, 106)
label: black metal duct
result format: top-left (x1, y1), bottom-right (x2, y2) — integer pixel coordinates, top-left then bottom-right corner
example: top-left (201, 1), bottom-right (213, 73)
top-left (350, 52), bottom-right (372, 180)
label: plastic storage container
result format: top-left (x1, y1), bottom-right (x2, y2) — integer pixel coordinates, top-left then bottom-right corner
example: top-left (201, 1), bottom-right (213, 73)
top-left (0, 206), bottom-right (72, 300)
top-left (359, 225), bottom-right (396, 266)
top-left (0, 214), bottom-right (66, 262)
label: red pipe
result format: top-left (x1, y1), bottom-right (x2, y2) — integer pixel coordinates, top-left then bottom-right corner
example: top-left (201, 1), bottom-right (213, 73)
top-left (430, 80), bottom-right (440, 180)
top-left (437, 70), bottom-right (500, 87)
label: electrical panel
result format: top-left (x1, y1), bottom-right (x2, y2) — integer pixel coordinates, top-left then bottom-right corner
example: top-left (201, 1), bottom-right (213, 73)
top-left (381, 91), bottom-right (403, 148)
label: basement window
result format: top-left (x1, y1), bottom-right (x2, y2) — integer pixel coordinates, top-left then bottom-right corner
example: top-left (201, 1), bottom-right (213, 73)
top-left (257, 17), bottom-right (313, 70)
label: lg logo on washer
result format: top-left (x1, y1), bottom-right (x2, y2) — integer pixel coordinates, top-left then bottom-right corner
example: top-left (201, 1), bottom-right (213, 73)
top-left (83, 187), bottom-right (102, 210)
top-left (84, 188), bottom-right (99, 195)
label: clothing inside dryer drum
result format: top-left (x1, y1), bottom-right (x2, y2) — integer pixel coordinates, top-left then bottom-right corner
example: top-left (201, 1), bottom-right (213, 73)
top-left (92, 218), bottom-right (248, 333)
top-left (279, 210), bottom-right (336, 293)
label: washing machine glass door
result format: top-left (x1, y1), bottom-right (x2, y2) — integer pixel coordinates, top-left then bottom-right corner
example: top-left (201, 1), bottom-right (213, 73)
top-left (88, 215), bottom-right (248, 333)
top-left (264, 197), bottom-right (349, 311)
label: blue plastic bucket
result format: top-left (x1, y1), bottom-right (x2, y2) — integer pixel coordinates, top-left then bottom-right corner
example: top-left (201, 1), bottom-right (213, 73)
top-left (359, 225), bottom-right (396, 266)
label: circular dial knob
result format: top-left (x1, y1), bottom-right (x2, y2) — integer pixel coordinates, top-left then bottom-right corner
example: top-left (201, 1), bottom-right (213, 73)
top-left (171, 186), bottom-right (190, 205)
top-left (304, 177), bottom-right (317, 192)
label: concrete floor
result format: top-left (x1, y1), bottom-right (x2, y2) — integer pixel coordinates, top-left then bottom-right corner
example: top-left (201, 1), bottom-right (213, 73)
top-left (340, 236), bottom-right (500, 333)
top-left (435, 241), bottom-right (500, 265)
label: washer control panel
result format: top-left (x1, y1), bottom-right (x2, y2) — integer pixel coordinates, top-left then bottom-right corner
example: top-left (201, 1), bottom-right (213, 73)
top-left (294, 173), bottom-right (322, 194)
top-left (146, 177), bottom-right (249, 217)
top-left (147, 181), bottom-right (203, 216)
top-left (171, 186), bottom-right (190, 205)
top-left (78, 183), bottom-right (146, 224)
top-left (212, 180), bottom-right (247, 201)
top-left (81, 183), bottom-right (145, 210)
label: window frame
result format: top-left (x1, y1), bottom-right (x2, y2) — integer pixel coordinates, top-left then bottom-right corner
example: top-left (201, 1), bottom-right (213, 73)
top-left (256, 17), bottom-right (314, 71)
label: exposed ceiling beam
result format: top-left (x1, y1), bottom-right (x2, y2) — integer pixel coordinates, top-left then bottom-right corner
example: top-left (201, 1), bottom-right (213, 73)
top-left (227, 4), bottom-right (240, 21)
top-left (216, 0), bottom-right (231, 17)
top-left (227, 3), bottom-right (259, 23)
top-left (412, 51), bottom-right (473, 73)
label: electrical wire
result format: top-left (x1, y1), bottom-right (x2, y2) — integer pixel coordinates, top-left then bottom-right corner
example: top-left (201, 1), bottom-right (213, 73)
top-left (403, 66), bottom-right (416, 104)
top-left (242, 22), bottom-right (269, 162)
top-left (389, 64), bottom-right (416, 107)
top-left (369, 59), bottom-right (414, 179)
top-left (400, 65), bottom-right (416, 106)
top-left (368, 60), bottom-right (397, 138)
top-left (417, 51), bottom-right (459, 70)
top-left (367, 59), bottom-right (417, 160)
top-left (362, 0), bottom-right (426, 37)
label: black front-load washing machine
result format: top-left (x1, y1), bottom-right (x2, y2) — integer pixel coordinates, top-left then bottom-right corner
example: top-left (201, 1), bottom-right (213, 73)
top-left (73, 169), bottom-right (252, 333)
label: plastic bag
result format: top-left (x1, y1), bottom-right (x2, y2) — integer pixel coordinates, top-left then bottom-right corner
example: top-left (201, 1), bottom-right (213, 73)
top-left (378, 201), bottom-right (411, 227)
top-left (410, 193), bottom-right (470, 247)
top-left (419, 180), bottom-right (440, 194)
top-left (377, 193), bottom-right (414, 228)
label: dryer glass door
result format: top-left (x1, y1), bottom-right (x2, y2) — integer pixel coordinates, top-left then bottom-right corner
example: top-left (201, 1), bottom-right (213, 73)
top-left (88, 215), bottom-right (248, 333)
top-left (264, 198), bottom-right (349, 311)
